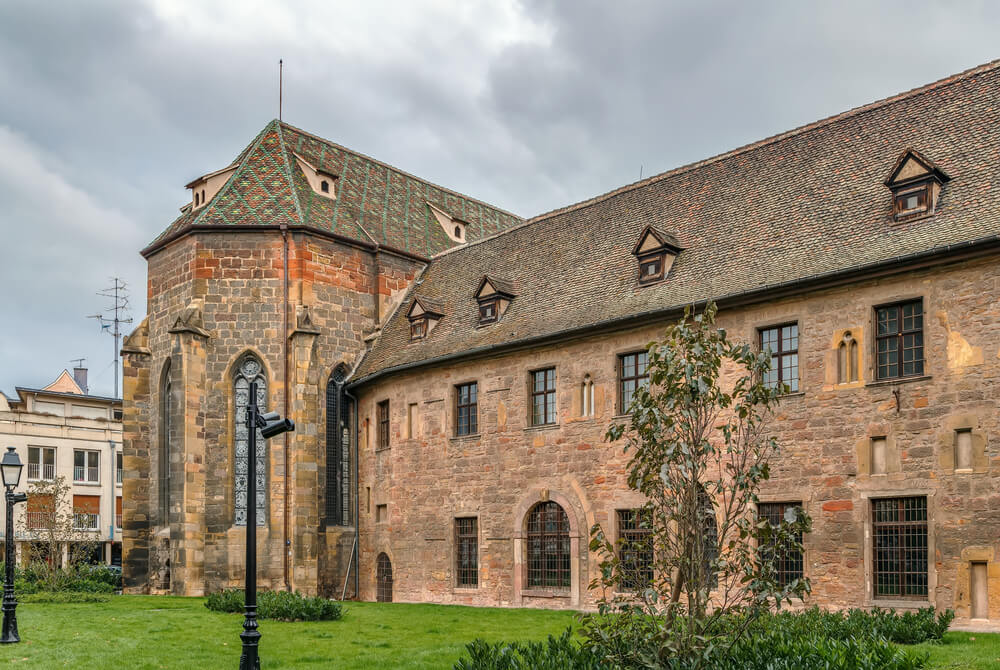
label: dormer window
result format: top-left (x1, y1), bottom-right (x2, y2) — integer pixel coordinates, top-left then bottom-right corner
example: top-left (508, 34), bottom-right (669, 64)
top-left (884, 149), bottom-right (950, 223)
top-left (474, 276), bottom-right (515, 326)
top-left (186, 164), bottom-right (237, 211)
top-left (427, 203), bottom-right (467, 243)
top-left (632, 226), bottom-right (683, 286)
top-left (293, 153), bottom-right (337, 200)
top-left (406, 296), bottom-right (445, 341)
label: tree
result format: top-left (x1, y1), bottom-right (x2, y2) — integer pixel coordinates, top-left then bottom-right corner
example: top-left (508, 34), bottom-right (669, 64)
top-left (21, 476), bottom-right (101, 590)
top-left (583, 303), bottom-right (811, 669)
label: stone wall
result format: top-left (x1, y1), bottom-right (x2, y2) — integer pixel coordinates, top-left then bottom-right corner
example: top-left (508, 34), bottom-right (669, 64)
top-left (123, 229), bottom-right (423, 596)
top-left (354, 255), bottom-right (1000, 627)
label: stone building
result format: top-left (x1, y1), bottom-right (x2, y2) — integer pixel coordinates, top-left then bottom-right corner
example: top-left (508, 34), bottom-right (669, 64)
top-left (1, 368), bottom-right (123, 566)
top-left (124, 60), bottom-right (1000, 628)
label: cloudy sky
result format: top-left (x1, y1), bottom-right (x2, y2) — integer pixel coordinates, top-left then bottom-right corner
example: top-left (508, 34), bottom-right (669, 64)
top-left (1, 0), bottom-right (998, 397)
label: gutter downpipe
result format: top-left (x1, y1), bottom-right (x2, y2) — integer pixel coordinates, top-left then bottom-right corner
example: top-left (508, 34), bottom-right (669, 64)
top-left (345, 387), bottom-right (360, 599)
top-left (281, 225), bottom-right (292, 591)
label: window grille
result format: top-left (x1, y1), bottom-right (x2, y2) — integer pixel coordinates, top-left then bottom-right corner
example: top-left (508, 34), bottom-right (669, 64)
top-left (526, 502), bottom-right (570, 589)
top-left (531, 369), bottom-right (556, 426)
top-left (759, 323), bottom-right (799, 392)
top-left (376, 553), bottom-right (393, 602)
top-left (757, 502), bottom-right (804, 587)
top-left (617, 509), bottom-right (653, 592)
top-left (455, 517), bottom-right (478, 587)
top-left (325, 366), bottom-right (351, 526)
top-left (872, 496), bottom-right (928, 599)
top-left (876, 300), bottom-right (924, 380)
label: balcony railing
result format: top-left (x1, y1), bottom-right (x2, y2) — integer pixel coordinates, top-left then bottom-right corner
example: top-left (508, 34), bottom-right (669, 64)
top-left (26, 512), bottom-right (47, 530)
top-left (27, 463), bottom-right (55, 481)
top-left (74, 467), bottom-right (99, 483)
top-left (73, 513), bottom-right (100, 531)
top-left (115, 514), bottom-right (122, 529)
top-left (116, 468), bottom-right (123, 484)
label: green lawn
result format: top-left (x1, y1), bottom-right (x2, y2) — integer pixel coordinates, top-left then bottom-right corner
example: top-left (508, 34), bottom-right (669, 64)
top-left (0, 596), bottom-right (995, 669)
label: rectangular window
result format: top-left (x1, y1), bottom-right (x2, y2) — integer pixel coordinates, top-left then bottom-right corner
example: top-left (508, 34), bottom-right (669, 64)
top-left (757, 502), bottom-right (804, 587)
top-left (455, 382), bottom-right (478, 436)
top-left (407, 403), bottom-right (418, 440)
top-left (478, 299), bottom-right (498, 324)
top-left (116, 451), bottom-right (123, 485)
top-left (894, 185), bottom-right (929, 217)
top-left (876, 300), bottom-right (924, 380)
top-left (871, 437), bottom-right (887, 475)
top-left (872, 496), bottom-right (928, 599)
top-left (375, 504), bottom-right (387, 523)
top-left (410, 317), bottom-right (427, 340)
top-left (638, 254), bottom-right (664, 283)
top-left (73, 450), bottom-right (100, 483)
top-left (455, 517), bottom-right (479, 587)
top-left (27, 447), bottom-right (56, 482)
top-left (27, 494), bottom-right (53, 530)
top-left (530, 368), bottom-right (557, 426)
top-left (955, 429), bottom-right (973, 471)
top-left (618, 351), bottom-right (649, 413)
top-left (72, 494), bottom-right (100, 530)
top-left (116, 496), bottom-right (123, 529)
top-left (759, 323), bottom-right (799, 393)
top-left (617, 509), bottom-right (654, 592)
top-left (376, 400), bottom-right (390, 450)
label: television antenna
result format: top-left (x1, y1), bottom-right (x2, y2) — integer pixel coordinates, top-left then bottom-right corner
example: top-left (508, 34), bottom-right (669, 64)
top-left (87, 278), bottom-right (133, 398)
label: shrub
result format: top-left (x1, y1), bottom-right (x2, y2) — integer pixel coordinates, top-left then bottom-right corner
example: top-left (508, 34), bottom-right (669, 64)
top-left (74, 563), bottom-right (122, 590)
top-left (20, 591), bottom-right (110, 604)
top-left (739, 607), bottom-right (953, 646)
top-left (454, 629), bottom-right (603, 670)
top-left (205, 589), bottom-right (343, 622)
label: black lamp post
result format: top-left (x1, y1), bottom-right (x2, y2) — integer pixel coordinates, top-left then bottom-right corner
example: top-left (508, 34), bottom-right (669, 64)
top-left (239, 382), bottom-right (294, 670)
top-left (1, 447), bottom-right (27, 644)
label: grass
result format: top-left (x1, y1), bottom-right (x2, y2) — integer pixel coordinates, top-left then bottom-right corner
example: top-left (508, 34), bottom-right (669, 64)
top-left (0, 596), bottom-right (994, 669)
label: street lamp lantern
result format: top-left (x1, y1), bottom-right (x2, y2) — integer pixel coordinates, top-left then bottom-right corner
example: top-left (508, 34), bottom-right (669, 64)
top-left (1, 447), bottom-right (27, 644)
top-left (1, 448), bottom-right (23, 490)
top-left (239, 385), bottom-right (294, 670)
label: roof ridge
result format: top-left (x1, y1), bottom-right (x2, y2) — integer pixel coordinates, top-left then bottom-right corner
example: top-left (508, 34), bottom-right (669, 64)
top-left (275, 122), bottom-right (306, 224)
top-left (277, 120), bottom-right (525, 221)
top-left (528, 57), bottom-right (1000, 225)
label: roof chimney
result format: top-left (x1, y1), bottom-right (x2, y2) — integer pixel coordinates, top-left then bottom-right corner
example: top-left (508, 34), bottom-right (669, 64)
top-left (73, 367), bottom-right (89, 395)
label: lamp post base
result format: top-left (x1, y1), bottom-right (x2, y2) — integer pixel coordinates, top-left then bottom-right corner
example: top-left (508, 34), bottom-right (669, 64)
top-left (238, 627), bottom-right (260, 670)
top-left (1, 607), bottom-right (19, 644)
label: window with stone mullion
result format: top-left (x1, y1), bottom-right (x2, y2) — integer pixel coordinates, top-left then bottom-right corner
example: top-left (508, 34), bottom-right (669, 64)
top-left (234, 355), bottom-right (267, 527)
top-left (531, 368), bottom-right (556, 426)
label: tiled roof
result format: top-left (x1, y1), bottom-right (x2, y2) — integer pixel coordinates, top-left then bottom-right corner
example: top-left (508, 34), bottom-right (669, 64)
top-left (143, 121), bottom-right (524, 258)
top-left (356, 59), bottom-right (1000, 381)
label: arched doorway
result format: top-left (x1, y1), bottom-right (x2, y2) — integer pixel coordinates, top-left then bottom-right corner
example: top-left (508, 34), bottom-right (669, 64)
top-left (526, 501), bottom-right (571, 589)
top-left (376, 553), bottom-right (393, 602)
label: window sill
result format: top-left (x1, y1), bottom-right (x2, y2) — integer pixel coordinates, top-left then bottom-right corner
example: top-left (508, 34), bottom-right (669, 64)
top-left (523, 424), bottom-right (559, 433)
top-left (868, 598), bottom-right (932, 609)
top-left (453, 585), bottom-right (479, 592)
top-left (866, 374), bottom-right (932, 389)
top-left (450, 433), bottom-right (481, 442)
top-left (73, 481), bottom-right (102, 487)
top-left (375, 447), bottom-right (391, 453)
top-left (520, 589), bottom-right (571, 599)
top-left (777, 391), bottom-right (805, 399)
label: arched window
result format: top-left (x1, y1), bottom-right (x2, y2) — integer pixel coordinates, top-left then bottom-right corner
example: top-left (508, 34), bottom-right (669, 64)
top-left (526, 501), bottom-right (570, 588)
top-left (376, 553), bottom-right (393, 602)
top-left (580, 374), bottom-right (594, 417)
top-left (320, 180), bottom-right (329, 193)
top-left (159, 360), bottom-right (172, 525)
top-left (234, 354), bottom-right (267, 526)
top-left (838, 332), bottom-right (859, 384)
top-left (194, 192), bottom-right (199, 206)
top-left (326, 365), bottom-right (351, 526)
top-left (201, 188), bottom-right (206, 204)
top-left (454, 225), bottom-right (462, 239)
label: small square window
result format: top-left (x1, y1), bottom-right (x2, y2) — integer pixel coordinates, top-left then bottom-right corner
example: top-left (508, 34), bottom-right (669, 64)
top-left (638, 255), bottom-right (663, 283)
top-left (410, 317), bottom-right (427, 340)
top-left (479, 299), bottom-right (498, 324)
top-left (893, 185), bottom-right (929, 218)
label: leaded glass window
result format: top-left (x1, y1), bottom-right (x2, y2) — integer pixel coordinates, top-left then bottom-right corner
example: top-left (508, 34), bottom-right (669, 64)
top-left (234, 354), bottom-right (267, 527)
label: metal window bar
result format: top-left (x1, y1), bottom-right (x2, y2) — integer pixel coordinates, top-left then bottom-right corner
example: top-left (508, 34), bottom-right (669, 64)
top-left (74, 466), bottom-right (85, 482)
top-left (115, 514), bottom-right (122, 529)
top-left (73, 513), bottom-right (100, 531)
top-left (526, 502), bottom-right (570, 589)
top-left (377, 400), bottom-right (390, 450)
top-left (325, 373), bottom-right (351, 526)
top-left (455, 383), bottom-right (478, 436)
top-left (531, 369), bottom-right (556, 426)
top-left (876, 300), bottom-right (924, 380)
top-left (617, 509), bottom-right (654, 592)
top-left (618, 351), bottom-right (649, 413)
top-left (376, 553), bottom-right (393, 602)
top-left (872, 496), bottom-right (928, 599)
top-left (757, 502), bottom-right (804, 587)
top-left (759, 323), bottom-right (799, 392)
top-left (455, 517), bottom-right (478, 587)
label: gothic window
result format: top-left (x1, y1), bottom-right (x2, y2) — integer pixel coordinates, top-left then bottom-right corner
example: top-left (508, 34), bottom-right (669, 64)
top-left (376, 553), bottom-right (393, 602)
top-left (526, 501), bottom-right (570, 589)
top-left (759, 323), bottom-right (799, 392)
top-left (872, 496), bottom-right (928, 599)
top-left (838, 331), bottom-right (859, 383)
top-left (234, 354), bottom-right (267, 527)
top-left (580, 374), bottom-right (594, 417)
top-left (326, 365), bottom-right (351, 526)
top-left (875, 300), bottom-right (924, 380)
top-left (757, 502), bottom-right (804, 587)
top-left (159, 360), bottom-right (172, 525)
